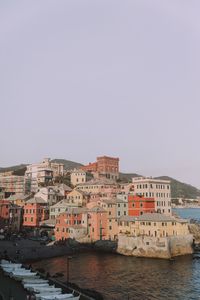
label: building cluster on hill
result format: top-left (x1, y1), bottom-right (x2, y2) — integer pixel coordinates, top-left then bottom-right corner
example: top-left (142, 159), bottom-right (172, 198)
top-left (0, 156), bottom-right (190, 245)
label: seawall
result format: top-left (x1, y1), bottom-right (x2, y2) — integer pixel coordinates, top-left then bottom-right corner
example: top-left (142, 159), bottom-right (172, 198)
top-left (117, 234), bottom-right (194, 259)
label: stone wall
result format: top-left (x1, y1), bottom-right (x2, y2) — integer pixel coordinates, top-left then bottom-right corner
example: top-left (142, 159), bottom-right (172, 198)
top-left (117, 234), bottom-right (193, 259)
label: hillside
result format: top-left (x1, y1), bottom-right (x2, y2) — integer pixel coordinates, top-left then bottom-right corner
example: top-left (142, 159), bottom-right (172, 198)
top-left (155, 176), bottom-right (200, 199)
top-left (0, 160), bottom-right (200, 199)
top-left (51, 159), bottom-right (83, 170)
top-left (0, 164), bottom-right (27, 175)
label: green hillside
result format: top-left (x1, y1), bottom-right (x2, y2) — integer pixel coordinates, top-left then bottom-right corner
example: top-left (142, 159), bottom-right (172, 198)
top-left (155, 176), bottom-right (200, 199)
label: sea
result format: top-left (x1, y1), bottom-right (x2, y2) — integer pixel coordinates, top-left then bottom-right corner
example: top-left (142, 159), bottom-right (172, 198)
top-left (1, 208), bottom-right (200, 300)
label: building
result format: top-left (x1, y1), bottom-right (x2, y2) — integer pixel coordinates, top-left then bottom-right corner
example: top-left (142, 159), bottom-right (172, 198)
top-left (0, 175), bottom-right (31, 196)
top-left (23, 197), bottom-right (49, 227)
top-left (132, 177), bottom-right (171, 215)
top-left (76, 178), bottom-right (118, 196)
top-left (82, 155), bottom-right (119, 180)
top-left (67, 189), bottom-right (89, 207)
top-left (25, 158), bottom-right (64, 192)
top-left (118, 213), bottom-right (189, 237)
top-left (34, 187), bottom-right (63, 206)
top-left (87, 206), bottom-right (107, 241)
top-left (116, 194), bottom-right (128, 218)
top-left (70, 170), bottom-right (87, 186)
top-left (6, 194), bottom-right (31, 207)
top-left (50, 199), bottom-right (69, 221)
top-left (128, 195), bottom-right (155, 216)
top-left (54, 207), bottom-right (87, 240)
top-left (0, 200), bottom-right (22, 232)
top-left (100, 199), bottom-right (118, 240)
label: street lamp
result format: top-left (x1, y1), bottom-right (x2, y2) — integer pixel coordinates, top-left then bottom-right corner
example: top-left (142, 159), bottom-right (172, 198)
top-left (66, 256), bottom-right (73, 283)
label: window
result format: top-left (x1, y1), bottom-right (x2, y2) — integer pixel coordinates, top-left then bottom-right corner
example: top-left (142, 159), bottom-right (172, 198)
top-left (109, 226), bottom-right (112, 230)
top-left (31, 217), bottom-right (33, 222)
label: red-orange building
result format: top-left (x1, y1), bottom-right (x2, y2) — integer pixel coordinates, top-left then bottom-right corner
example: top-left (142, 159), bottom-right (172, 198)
top-left (0, 200), bottom-right (10, 226)
top-left (82, 155), bottom-right (119, 180)
top-left (23, 197), bottom-right (49, 228)
top-left (55, 207), bottom-right (87, 240)
top-left (0, 200), bottom-right (23, 231)
top-left (128, 195), bottom-right (155, 217)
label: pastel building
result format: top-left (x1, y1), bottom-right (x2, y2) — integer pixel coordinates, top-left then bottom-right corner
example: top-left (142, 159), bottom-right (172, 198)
top-left (25, 158), bottom-right (64, 192)
top-left (23, 198), bottom-right (49, 227)
top-left (118, 213), bottom-right (189, 237)
top-left (0, 175), bottom-right (31, 195)
top-left (132, 177), bottom-right (172, 215)
top-left (128, 195), bottom-right (155, 216)
top-left (55, 207), bottom-right (87, 240)
top-left (0, 200), bottom-right (22, 231)
top-left (87, 206), bottom-right (107, 241)
top-left (67, 189), bottom-right (89, 207)
top-left (116, 194), bottom-right (128, 218)
top-left (70, 170), bottom-right (87, 186)
top-left (76, 178), bottom-right (118, 196)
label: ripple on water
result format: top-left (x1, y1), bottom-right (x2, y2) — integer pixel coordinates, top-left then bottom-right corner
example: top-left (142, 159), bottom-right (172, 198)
top-left (32, 253), bottom-right (199, 300)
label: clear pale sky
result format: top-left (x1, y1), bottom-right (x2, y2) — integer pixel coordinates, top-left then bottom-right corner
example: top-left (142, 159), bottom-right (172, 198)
top-left (0, 1), bottom-right (200, 188)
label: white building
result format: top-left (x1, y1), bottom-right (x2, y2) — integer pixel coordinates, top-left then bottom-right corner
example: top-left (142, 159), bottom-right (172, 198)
top-left (116, 194), bottom-right (128, 218)
top-left (70, 169), bottom-right (87, 186)
top-left (25, 158), bottom-right (64, 192)
top-left (132, 177), bottom-right (171, 215)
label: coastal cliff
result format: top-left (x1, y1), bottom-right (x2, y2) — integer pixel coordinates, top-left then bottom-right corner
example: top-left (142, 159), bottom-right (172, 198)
top-left (117, 234), bottom-right (194, 259)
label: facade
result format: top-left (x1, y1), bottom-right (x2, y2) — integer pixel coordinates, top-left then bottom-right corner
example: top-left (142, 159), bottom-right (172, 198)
top-left (100, 199), bottom-right (118, 240)
top-left (0, 200), bottom-right (22, 231)
top-left (76, 178), bottom-right (118, 196)
top-left (128, 195), bottom-right (155, 216)
top-left (67, 189), bottom-right (89, 207)
top-left (132, 177), bottom-right (171, 215)
top-left (116, 194), bottom-right (128, 218)
top-left (7, 194), bottom-right (31, 207)
top-left (50, 199), bottom-right (69, 220)
top-left (82, 155), bottom-right (119, 180)
top-left (54, 207), bottom-right (87, 240)
top-left (0, 176), bottom-right (31, 195)
top-left (70, 170), bottom-right (87, 186)
top-left (23, 198), bottom-right (49, 227)
top-left (25, 158), bottom-right (64, 192)
top-left (35, 187), bottom-right (63, 206)
top-left (118, 213), bottom-right (189, 237)
top-left (87, 206), bottom-right (107, 241)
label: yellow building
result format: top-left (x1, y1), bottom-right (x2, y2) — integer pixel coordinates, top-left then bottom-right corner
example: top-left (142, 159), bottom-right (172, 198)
top-left (118, 213), bottom-right (189, 238)
top-left (67, 189), bottom-right (89, 207)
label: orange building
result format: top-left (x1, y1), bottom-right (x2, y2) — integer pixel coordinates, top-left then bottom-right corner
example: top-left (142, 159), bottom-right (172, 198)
top-left (0, 200), bottom-right (10, 226)
top-left (0, 200), bottom-right (22, 231)
top-left (128, 195), bottom-right (155, 217)
top-left (23, 197), bottom-right (49, 228)
top-left (55, 207), bottom-right (87, 240)
top-left (82, 155), bottom-right (119, 180)
top-left (87, 206), bottom-right (107, 241)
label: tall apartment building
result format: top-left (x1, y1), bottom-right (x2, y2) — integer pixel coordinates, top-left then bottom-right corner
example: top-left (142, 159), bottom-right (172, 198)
top-left (82, 155), bottom-right (119, 180)
top-left (25, 158), bottom-right (64, 192)
top-left (131, 177), bottom-right (171, 215)
top-left (0, 175), bottom-right (31, 195)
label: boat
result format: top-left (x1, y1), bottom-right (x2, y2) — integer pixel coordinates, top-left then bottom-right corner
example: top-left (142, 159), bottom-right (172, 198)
top-left (10, 271), bottom-right (37, 280)
top-left (35, 291), bottom-right (62, 300)
top-left (0, 263), bottom-right (22, 268)
top-left (23, 279), bottom-right (49, 284)
top-left (23, 283), bottom-right (50, 290)
top-left (40, 295), bottom-right (79, 300)
top-left (32, 287), bottom-right (62, 294)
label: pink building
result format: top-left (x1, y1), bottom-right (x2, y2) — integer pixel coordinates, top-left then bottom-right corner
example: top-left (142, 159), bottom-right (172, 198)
top-left (87, 206), bottom-right (107, 241)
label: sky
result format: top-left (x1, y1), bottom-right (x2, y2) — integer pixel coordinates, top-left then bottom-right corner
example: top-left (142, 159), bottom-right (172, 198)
top-left (0, 0), bottom-right (200, 188)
